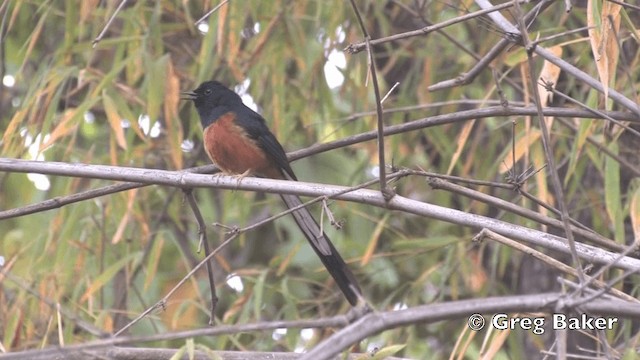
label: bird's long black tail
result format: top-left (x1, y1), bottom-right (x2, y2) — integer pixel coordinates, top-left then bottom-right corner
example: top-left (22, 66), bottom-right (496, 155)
top-left (279, 193), bottom-right (361, 306)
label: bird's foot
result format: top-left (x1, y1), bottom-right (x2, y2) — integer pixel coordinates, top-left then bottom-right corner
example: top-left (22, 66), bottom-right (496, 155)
top-left (232, 169), bottom-right (252, 189)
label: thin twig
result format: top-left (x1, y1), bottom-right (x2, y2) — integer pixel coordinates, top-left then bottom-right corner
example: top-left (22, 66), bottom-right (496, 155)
top-left (239, 171), bottom-right (408, 237)
top-left (566, 239), bottom-right (640, 305)
top-left (428, 177), bottom-right (622, 252)
top-left (0, 182), bottom-right (143, 220)
top-left (194, 0), bottom-right (230, 26)
top-left (429, 0), bottom-right (554, 92)
top-left (334, 100), bottom-right (526, 123)
top-left (555, 118), bottom-right (640, 177)
top-left (92, 0), bottom-right (128, 47)
top-left (512, 3), bottom-right (574, 357)
top-left (604, 0), bottom-right (640, 11)
top-left (473, 229), bottom-right (638, 303)
top-left (473, 0), bottom-right (519, 35)
top-left (530, 26), bottom-right (595, 47)
top-left (348, 0), bottom-right (394, 200)
top-left (514, 0), bottom-right (586, 288)
top-left (183, 189), bottom-right (219, 325)
top-left (565, 268), bottom-right (639, 308)
top-left (539, 79), bottom-right (640, 138)
top-left (380, 82), bottom-right (400, 104)
top-left (532, 47), bottom-right (640, 117)
top-left (345, 1), bottom-right (523, 53)
top-left (114, 231), bottom-right (239, 336)
top-left (516, 186), bottom-right (596, 234)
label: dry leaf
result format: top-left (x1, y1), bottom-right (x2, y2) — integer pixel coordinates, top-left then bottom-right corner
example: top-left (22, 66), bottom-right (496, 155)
top-left (103, 92), bottom-right (128, 150)
top-left (631, 186), bottom-right (640, 243)
top-left (588, 0), bottom-right (622, 108)
top-left (163, 59), bottom-right (183, 169)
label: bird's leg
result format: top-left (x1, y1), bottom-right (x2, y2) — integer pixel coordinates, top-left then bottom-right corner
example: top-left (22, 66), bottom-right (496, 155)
top-left (209, 171), bottom-right (229, 185)
top-left (232, 169), bottom-right (252, 189)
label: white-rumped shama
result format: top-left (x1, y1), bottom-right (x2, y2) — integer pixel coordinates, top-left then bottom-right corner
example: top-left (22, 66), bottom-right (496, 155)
top-left (182, 81), bottom-right (362, 306)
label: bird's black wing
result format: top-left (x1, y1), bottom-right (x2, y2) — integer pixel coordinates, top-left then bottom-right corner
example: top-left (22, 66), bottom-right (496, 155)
top-left (235, 104), bottom-right (362, 306)
top-left (237, 106), bottom-right (297, 180)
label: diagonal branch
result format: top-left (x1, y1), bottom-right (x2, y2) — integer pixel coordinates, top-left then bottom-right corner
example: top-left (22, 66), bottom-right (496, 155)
top-left (513, 0), bottom-right (586, 288)
top-left (302, 293), bottom-right (640, 360)
top-left (183, 189), bottom-right (218, 325)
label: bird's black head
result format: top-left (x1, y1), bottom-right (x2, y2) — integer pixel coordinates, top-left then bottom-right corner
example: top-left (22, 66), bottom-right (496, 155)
top-left (181, 81), bottom-right (243, 128)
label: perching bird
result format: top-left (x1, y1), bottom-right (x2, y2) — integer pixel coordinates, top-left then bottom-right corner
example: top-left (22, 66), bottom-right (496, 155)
top-left (182, 81), bottom-right (362, 305)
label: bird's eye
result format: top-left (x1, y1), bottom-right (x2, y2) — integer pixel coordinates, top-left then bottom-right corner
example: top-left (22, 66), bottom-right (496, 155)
top-left (204, 89), bottom-right (212, 95)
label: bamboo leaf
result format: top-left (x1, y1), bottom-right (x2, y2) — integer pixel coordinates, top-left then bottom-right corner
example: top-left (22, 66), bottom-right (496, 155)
top-left (588, 0), bottom-right (622, 108)
top-left (369, 344), bottom-right (406, 360)
top-left (147, 55), bottom-right (168, 125)
top-left (144, 236), bottom-right (164, 291)
top-left (102, 91), bottom-right (128, 150)
top-left (631, 184), bottom-right (640, 242)
top-left (80, 252), bottom-right (142, 303)
top-left (604, 142), bottom-right (624, 242)
top-left (163, 58), bottom-right (183, 169)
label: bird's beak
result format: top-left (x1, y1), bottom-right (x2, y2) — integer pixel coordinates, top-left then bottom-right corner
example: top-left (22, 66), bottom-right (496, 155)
top-left (180, 91), bottom-right (197, 101)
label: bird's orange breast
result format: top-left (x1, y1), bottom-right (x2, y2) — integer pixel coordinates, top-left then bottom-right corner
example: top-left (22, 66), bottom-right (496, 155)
top-left (203, 112), bottom-right (282, 179)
